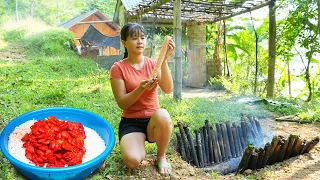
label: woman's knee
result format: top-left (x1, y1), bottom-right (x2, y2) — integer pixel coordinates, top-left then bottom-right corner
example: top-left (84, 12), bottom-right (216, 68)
top-left (153, 108), bottom-right (172, 126)
top-left (124, 155), bottom-right (143, 169)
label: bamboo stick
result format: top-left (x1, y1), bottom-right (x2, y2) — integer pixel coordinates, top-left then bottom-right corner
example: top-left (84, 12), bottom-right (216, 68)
top-left (298, 140), bottom-right (306, 155)
top-left (205, 120), bottom-right (214, 163)
top-left (213, 131), bottom-right (222, 163)
top-left (248, 150), bottom-right (259, 170)
top-left (176, 133), bottom-right (186, 160)
top-left (267, 136), bottom-right (280, 165)
top-left (221, 124), bottom-right (232, 160)
top-left (178, 122), bottom-right (191, 161)
top-left (254, 117), bottom-right (264, 142)
top-left (232, 126), bottom-right (241, 157)
top-left (256, 148), bottom-right (265, 169)
top-left (233, 123), bottom-right (242, 156)
top-left (278, 138), bottom-right (289, 162)
top-left (216, 123), bottom-right (226, 161)
top-left (290, 136), bottom-right (302, 157)
top-left (184, 126), bottom-right (199, 167)
top-left (236, 145), bottom-right (254, 174)
top-left (203, 126), bottom-right (210, 165)
top-left (237, 125), bottom-right (246, 151)
top-left (271, 139), bottom-right (283, 164)
top-left (200, 127), bottom-right (207, 166)
top-left (301, 140), bottom-right (313, 154)
top-left (226, 121), bottom-right (236, 158)
top-left (261, 142), bottom-right (271, 168)
top-left (195, 130), bottom-right (204, 168)
top-left (284, 134), bottom-right (296, 160)
top-left (306, 136), bottom-right (319, 153)
top-left (240, 121), bottom-right (248, 146)
top-left (246, 121), bottom-right (255, 145)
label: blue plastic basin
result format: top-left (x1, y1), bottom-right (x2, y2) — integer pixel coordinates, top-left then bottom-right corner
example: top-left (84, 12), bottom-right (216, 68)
top-left (0, 107), bottom-right (115, 180)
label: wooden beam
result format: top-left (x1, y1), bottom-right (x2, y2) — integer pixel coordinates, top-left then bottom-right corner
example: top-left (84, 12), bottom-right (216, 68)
top-left (267, 0), bottom-right (276, 97)
top-left (76, 20), bottom-right (113, 24)
top-left (131, 0), bottom-right (171, 20)
top-left (174, 0), bottom-right (182, 99)
top-left (212, 1), bottom-right (270, 23)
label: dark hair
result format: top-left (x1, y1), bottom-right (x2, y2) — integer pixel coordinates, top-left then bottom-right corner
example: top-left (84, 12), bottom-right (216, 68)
top-left (120, 23), bottom-right (145, 59)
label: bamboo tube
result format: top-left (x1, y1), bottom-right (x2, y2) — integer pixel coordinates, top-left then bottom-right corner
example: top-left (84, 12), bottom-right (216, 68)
top-left (178, 122), bottom-right (190, 161)
top-left (237, 125), bottom-right (246, 151)
top-left (176, 133), bottom-right (187, 160)
top-left (231, 126), bottom-right (240, 157)
top-left (200, 127), bottom-right (207, 166)
top-left (236, 145), bottom-right (254, 174)
top-left (216, 123), bottom-right (226, 161)
top-left (150, 36), bottom-right (171, 80)
top-left (290, 136), bottom-right (302, 157)
top-left (226, 121), bottom-right (236, 158)
top-left (284, 134), bottom-right (296, 160)
top-left (271, 139), bottom-right (283, 164)
top-left (301, 140), bottom-right (313, 154)
top-left (233, 123), bottom-right (242, 156)
top-left (249, 119), bottom-right (260, 145)
top-left (267, 136), bottom-right (280, 165)
top-left (210, 127), bottom-right (218, 163)
top-left (184, 126), bottom-right (199, 167)
top-left (205, 120), bottom-right (214, 163)
top-left (306, 136), bottom-right (320, 153)
top-left (221, 124), bottom-right (232, 160)
top-left (203, 126), bottom-right (210, 165)
top-left (298, 140), bottom-right (306, 155)
top-left (195, 130), bottom-right (204, 168)
top-left (256, 148), bottom-right (265, 169)
top-left (278, 138), bottom-right (289, 162)
top-left (240, 121), bottom-right (248, 146)
top-left (213, 131), bottom-right (222, 163)
top-left (246, 121), bottom-right (255, 145)
top-left (248, 150), bottom-right (259, 170)
top-left (261, 142), bottom-right (272, 168)
top-left (254, 118), bottom-right (264, 142)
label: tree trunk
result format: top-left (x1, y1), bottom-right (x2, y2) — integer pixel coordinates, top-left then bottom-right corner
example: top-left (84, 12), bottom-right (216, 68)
top-left (267, 0), bottom-right (276, 98)
top-left (250, 12), bottom-right (259, 95)
top-left (287, 62), bottom-right (292, 96)
top-left (223, 20), bottom-right (230, 77)
top-left (173, 0), bottom-right (182, 100)
top-left (15, 0), bottom-right (19, 21)
top-left (213, 21), bottom-right (223, 78)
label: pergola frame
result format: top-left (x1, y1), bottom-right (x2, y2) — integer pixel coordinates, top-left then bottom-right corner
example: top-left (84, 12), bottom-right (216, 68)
top-left (114, 0), bottom-right (276, 99)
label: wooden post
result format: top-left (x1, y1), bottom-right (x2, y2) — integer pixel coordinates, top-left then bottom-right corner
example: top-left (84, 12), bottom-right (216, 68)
top-left (226, 121), bottom-right (236, 158)
top-left (184, 126), bottom-right (199, 167)
top-left (267, 0), bottom-right (276, 97)
top-left (205, 120), bottom-right (214, 163)
top-left (173, 0), bottom-right (182, 99)
top-left (196, 130), bottom-right (204, 167)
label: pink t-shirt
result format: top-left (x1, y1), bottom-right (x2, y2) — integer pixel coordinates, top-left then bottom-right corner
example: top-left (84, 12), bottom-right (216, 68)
top-left (110, 57), bottom-right (160, 118)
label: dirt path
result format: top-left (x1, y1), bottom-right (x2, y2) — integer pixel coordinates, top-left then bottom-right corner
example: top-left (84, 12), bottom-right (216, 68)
top-left (0, 43), bottom-right (26, 61)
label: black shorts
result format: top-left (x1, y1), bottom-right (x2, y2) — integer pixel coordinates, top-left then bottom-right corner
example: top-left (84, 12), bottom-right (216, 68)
top-left (118, 117), bottom-right (154, 143)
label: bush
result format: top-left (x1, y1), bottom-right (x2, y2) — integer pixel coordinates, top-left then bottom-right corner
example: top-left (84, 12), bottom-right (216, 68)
top-left (23, 28), bottom-right (75, 56)
top-left (3, 28), bottom-right (26, 42)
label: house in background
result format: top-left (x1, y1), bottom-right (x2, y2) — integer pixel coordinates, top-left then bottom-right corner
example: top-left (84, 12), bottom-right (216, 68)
top-left (58, 9), bottom-right (120, 56)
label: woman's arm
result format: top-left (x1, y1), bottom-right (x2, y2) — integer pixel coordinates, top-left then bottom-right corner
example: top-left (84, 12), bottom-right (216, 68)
top-left (111, 78), bottom-right (156, 110)
top-left (157, 40), bottom-right (175, 94)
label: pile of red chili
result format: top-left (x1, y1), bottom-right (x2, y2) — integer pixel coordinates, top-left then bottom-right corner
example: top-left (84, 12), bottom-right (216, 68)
top-left (21, 116), bottom-right (86, 167)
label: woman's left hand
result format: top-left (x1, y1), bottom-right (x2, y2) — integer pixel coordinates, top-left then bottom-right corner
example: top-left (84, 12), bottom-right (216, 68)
top-left (164, 38), bottom-right (175, 60)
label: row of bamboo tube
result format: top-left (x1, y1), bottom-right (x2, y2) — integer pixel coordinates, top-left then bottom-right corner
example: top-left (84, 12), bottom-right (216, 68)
top-left (236, 135), bottom-right (320, 174)
top-left (175, 114), bottom-right (264, 168)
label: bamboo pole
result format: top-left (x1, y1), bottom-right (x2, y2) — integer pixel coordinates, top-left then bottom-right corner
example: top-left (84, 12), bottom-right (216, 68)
top-left (278, 138), bottom-right (289, 162)
top-left (254, 118), bottom-right (264, 142)
top-left (178, 122), bottom-right (190, 161)
top-left (203, 126), bottom-right (210, 165)
top-left (176, 133), bottom-right (186, 160)
top-left (233, 123), bottom-right (242, 156)
top-left (256, 148), bottom-right (265, 169)
top-left (271, 139), bottom-right (283, 164)
top-left (214, 131), bottom-right (222, 163)
top-left (221, 124), bottom-right (232, 160)
top-left (241, 121), bottom-right (248, 146)
top-left (236, 145), bottom-right (254, 174)
top-left (200, 127), bottom-right (207, 166)
top-left (226, 121), bottom-right (236, 158)
top-left (184, 126), bottom-right (199, 167)
top-left (306, 136), bottom-right (319, 153)
top-left (261, 142), bottom-right (271, 168)
top-left (205, 120), bottom-right (214, 163)
top-left (237, 125), bottom-right (246, 151)
top-left (284, 134), bottom-right (296, 160)
top-left (248, 150), bottom-right (259, 170)
top-left (267, 136), bottom-right (279, 165)
top-left (195, 130), bottom-right (204, 167)
top-left (216, 123), bottom-right (226, 161)
top-left (290, 136), bottom-right (301, 157)
top-left (232, 126), bottom-right (241, 157)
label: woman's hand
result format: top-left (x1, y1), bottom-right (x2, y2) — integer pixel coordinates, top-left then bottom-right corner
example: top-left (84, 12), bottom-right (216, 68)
top-left (164, 38), bottom-right (175, 60)
top-left (139, 78), bottom-right (158, 91)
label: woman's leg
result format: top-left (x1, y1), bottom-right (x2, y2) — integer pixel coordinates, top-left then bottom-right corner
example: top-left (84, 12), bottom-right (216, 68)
top-left (147, 108), bottom-right (173, 174)
top-left (120, 132), bottom-right (146, 169)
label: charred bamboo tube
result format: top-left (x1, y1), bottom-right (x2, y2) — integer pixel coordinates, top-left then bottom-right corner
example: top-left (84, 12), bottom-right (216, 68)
top-left (306, 136), bottom-right (320, 153)
top-left (184, 126), bottom-right (199, 167)
top-left (261, 142), bottom-right (272, 168)
top-left (231, 126), bottom-right (240, 157)
top-left (213, 130), bottom-right (222, 163)
top-left (237, 125), bottom-right (246, 151)
top-left (216, 123), bottom-right (226, 161)
top-left (203, 126), bottom-right (210, 165)
top-left (254, 118), bottom-right (264, 142)
top-left (221, 124), bottom-right (232, 160)
top-left (285, 134), bottom-right (296, 160)
top-left (256, 148), bottom-right (265, 169)
top-left (226, 121), bottom-right (236, 158)
top-left (267, 136), bottom-right (280, 165)
top-left (301, 140), bottom-right (313, 154)
top-left (200, 127), bottom-right (207, 166)
top-left (248, 150), bottom-right (259, 170)
top-left (290, 136), bottom-right (302, 157)
top-left (205, 120), bottom-right (214, 163)
top-left (246, 121), bottom-right (255, 145)
top-left (178, 122), bottom-right (190, 161)
top-left (249, 119), bottom-right (260, 145)
top-left (210, 127), bottom-right (218, 163)
top-left (278, 138), bottom-right (289, 162)
top-left (233, 123), bottom-right (242, 156)
top-left (236, 145), bottom-right (254, 174)
top-left (195, 130), bottom-right (204, 168)
top-left (176, 133), bottom-right (187, 160)
top-left (271, 139), bottom-right (283, 164)
top-left (298, 140), bottom-right (306, 155)
top-left (241, 121), bottom-right (248, 146)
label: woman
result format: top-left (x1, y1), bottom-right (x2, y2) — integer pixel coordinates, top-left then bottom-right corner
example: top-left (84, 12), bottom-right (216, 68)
top-left (110, 23), bottom-right (175, 175)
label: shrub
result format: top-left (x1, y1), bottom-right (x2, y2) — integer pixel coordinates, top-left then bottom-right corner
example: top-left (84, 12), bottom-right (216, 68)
top-left (23, 28), bottom-right (75, 56)
top-left (3, 28), bottom-right (26, 43)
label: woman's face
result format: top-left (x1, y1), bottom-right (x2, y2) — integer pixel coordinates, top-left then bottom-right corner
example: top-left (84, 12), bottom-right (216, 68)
top-left (123, 32), bottom-right (146, 55)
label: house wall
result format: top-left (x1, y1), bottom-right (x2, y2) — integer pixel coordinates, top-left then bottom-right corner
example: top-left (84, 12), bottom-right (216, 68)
top-left (187, 23), bottom-right (207, 87)
top-left (69, 14), bottom-right (120, 56)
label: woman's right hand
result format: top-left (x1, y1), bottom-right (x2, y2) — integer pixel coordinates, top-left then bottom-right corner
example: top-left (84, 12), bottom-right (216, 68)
top-left (139, 79), bottom-right (158, 91)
